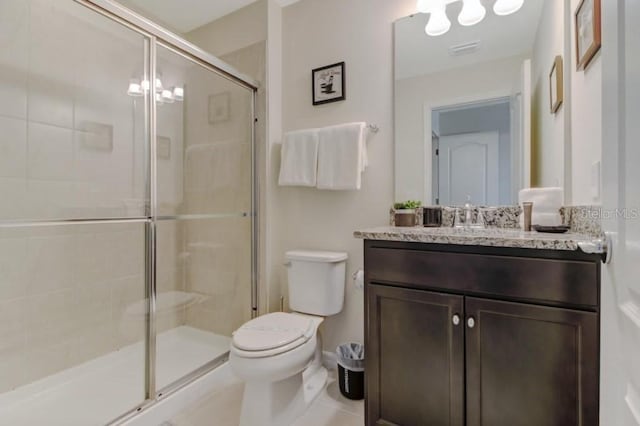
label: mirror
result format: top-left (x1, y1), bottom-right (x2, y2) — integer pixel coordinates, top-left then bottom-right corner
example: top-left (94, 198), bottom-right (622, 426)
top-left (395, 0), bottom-right (577, 206)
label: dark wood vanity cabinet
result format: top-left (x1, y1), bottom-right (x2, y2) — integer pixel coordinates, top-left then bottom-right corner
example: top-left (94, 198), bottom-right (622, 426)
top-left (364, 240), bottom-right (601, 426)
top-left (367, 285), bottom-right (465, 426)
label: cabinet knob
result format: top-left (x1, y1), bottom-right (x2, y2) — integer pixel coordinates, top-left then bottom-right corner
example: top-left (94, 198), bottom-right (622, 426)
top-left (452, 314), bottom-right (460, 325)
top-left (467, 317), bottom-right (476, 328)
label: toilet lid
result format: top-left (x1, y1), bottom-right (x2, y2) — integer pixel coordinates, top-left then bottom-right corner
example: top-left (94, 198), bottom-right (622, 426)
top-left (232, 312), bottom-right (315, 352)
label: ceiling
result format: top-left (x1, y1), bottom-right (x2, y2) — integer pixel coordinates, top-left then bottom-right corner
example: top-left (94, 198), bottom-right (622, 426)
top-left (395, 0), bottom-right (545, 80)
top-left (117, 0), bottom-right (301, 34)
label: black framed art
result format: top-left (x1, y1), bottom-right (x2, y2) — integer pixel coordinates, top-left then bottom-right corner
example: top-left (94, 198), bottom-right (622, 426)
top-left (312, 62), bottom-right (345, 105)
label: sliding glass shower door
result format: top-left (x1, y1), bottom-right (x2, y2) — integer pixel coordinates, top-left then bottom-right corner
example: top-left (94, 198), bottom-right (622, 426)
top-left (153, 43), bottom-right (254, 392)
top-left (0, 0), bottom-right (257, 424)
top-left (0, 1), bottom-right (150, 423)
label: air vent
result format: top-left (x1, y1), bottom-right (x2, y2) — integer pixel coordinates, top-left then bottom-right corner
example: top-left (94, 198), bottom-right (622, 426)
top-left (448, 40), bottom-right (481, 56)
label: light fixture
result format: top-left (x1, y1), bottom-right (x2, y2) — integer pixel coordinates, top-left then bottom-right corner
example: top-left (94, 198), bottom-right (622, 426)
top-left (161, 89), bottom-right (175, 103)
top-left (172, 86), bottom-right (184, 101)
top-left (155, 76), bottom-right (163, 93)
top-left (458, 0), bottom-right (486, 26)
top-left (493, 0), bottom-right (524, 16)
top-left (425, 0), bottom-right (451, 36)
top-left (417, 0), bottom-right (524, 37)
top-left (127, 74), bottom-right (185, 101)
top-left (127, 79), bottom-right (143, 97)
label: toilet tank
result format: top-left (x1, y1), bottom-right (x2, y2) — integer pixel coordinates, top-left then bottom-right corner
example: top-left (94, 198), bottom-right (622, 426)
top-left (285, 250), bottom-right (348, 316)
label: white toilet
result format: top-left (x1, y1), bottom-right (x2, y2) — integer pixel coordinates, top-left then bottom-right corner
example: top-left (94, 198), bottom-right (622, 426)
top-left (229, 250), bottom-right (348, 426)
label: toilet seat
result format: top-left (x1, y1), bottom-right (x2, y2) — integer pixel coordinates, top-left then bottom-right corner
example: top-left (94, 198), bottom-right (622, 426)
top-left (232, 312), bottom-right (317, 358)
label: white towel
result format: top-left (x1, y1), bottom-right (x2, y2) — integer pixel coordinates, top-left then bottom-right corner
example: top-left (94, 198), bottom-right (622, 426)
top-left (317, 122), bottom-right (368, 190)
top-left (278, 129), bottom-right (320, 187)
top-left (519, 187), bottom-right (564, 227)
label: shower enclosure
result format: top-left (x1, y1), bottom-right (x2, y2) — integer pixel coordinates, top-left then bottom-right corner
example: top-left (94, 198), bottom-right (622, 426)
top-left (0, 0), bottom-right (257, 424)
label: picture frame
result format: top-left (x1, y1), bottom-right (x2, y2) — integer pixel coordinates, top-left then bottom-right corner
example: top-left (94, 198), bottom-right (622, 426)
top-left (312, 62), bottom-right (345, 105)
top-left (549, 56), bottom-right (564, 114)
top-left (575, 0), bottom-right (601, 71)
top-left (208, 92), bottom-right (230, 124)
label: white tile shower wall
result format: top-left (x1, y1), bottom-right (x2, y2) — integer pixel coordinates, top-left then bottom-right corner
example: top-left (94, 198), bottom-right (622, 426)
top-left (0, 0), bottom-right (191, 394)
top-left (0, 0), bottom-right (149, 221)
top-left (0, 224), bottom-right (147, 394)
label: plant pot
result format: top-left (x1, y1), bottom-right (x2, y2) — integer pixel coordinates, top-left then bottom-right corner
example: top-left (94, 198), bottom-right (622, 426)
top-left (394, 209), bottom-right (417, 227)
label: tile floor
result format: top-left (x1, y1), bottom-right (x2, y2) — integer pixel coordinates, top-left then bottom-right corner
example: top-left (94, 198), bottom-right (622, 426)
top-left (167, 368), bottom-right (364, 426)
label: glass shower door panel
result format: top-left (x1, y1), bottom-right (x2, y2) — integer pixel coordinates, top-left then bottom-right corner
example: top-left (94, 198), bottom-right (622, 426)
top-left (155, 44), bottom-right (253, 217)
top-left (155, 217), bottom-right (251, 390)
top-left (0, 0), bottom-right (149, 221)
top-left (0, 221), bottom-right (147, 425)
top-left (154, 44), bottom-right (253, 390)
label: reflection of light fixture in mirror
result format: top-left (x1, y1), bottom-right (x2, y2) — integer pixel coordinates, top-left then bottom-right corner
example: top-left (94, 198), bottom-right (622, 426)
top-left (127, 79), bottom-right (143, 97)
top-left (161, 89), bottom-right (175, 103)
top-left (128, 78), bottom-right (185, 101)
top-left (172, 86), bottom-right (184, 101)
top-left (458, 0), bottom-right (486, 26)
top-left (155, 76), bottom-right (164, 93)
top-left (493, 0), bottom-right (524, 16)
top-left (425, 0), bottom-right (451, 37)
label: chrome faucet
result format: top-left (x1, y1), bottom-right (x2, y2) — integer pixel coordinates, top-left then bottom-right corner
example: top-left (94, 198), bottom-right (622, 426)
top-left (454, 196), bottom-right (486, 229)
top-left (464, 196), bottom-right (473, 224)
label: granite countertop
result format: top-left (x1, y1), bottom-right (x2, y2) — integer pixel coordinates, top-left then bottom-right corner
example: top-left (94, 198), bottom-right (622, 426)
top-left (353, 226), bottom-right (598, 251)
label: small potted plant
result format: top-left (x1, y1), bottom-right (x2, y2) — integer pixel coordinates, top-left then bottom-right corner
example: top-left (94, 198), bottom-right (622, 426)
top-left (393, 200), bottom-right (422, 227)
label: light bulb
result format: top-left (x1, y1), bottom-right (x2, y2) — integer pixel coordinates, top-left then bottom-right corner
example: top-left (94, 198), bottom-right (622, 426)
top-left (141, 79), bottom-right (150, 92)
top-left (416, 0), bottom-right (430, 13)
top-left (425, 3), bottom-right (451, 36)
top-left (155, 77), bottom-right (163, 93)
top-left (127, 79), bottom-right (143, 97)
top-left (161, 89), bottom-right (175, 103)
top-left (172, 86), bottom-right (184, 101)
top-left (493, 0), bottom-right (524, 16)
top-left (458, 0), bottom-right (486, 26)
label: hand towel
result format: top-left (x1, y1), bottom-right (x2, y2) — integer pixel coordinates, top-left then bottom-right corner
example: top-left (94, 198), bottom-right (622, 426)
top-left (278, 129), bottom-right (320, 187)
top-left (317, 122), bottom-right (367, 190)
top-left (519, 187), bottom-right (564, 227)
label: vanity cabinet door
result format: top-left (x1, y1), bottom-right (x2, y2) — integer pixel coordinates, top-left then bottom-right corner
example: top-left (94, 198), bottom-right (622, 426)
top-left (366, 284), bottom-right (464, 426)
top-left (464, 297), bottom-right (599, 426)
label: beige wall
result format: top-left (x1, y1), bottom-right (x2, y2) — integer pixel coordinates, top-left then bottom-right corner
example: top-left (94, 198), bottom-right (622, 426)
top-left (569, 0), bottom-right (602, 205)
top-left (276, 0), bottom-right (415, 351)
top-left (530, 0), bottom-right (602, 204)
top-left (530, 0), bottom-right (569, 191)
top-left (186, 0), bottom-right (268, 58)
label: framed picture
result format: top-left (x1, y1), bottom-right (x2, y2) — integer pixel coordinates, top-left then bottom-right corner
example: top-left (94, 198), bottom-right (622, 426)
top-left (312, 62), bottom-right (345, 105)
top-left (575, 0), bottom-right (601, 71)
top-left (208, 92), bottom-right (230, 124)
top-left (549, 56), bottom-right (564, 114)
